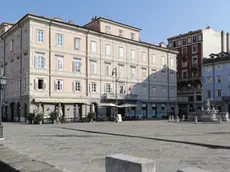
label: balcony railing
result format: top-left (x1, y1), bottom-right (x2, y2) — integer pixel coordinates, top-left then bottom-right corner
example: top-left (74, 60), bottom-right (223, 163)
top-left (103, 93), bottom-right (139, 100)
top-left (177, 76), bottom-right (201, 82)
top-left (222, 96), bottom-right (230, 101)
top-left (177, 97), bottom-right (188, 102)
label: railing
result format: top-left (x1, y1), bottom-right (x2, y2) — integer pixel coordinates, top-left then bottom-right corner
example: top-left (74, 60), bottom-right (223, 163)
top-left (222, 96), bottom-right (230, 101)
top-left (104, 93), bottom-right (139, 100)
top-left (177, 76), bottom-right (201, 82)
top-left (177, 97), bottom-right (188, 102)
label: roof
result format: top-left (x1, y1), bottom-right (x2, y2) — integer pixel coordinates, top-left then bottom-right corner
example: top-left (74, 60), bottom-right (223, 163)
top-left (168, 29), bottom-right (202, 41)
top-left (1, 13), bottom-right (177, 53)
top-left (203, 52), bottom-right (230, 64)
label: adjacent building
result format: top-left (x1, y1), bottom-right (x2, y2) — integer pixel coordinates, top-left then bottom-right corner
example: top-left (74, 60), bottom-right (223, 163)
top-left (202, 52), bottom-right (230, 112)
top-left (0, 14), bottom-right (178, 122)
top-left (167, 27), bottom-right (230, 113)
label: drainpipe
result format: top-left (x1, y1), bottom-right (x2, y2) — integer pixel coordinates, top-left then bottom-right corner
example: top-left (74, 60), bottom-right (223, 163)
top-left (2, 37), bottom-right (6, 116)
top-left (49, 21), bottom-right (52, 97)
top-left (86, 30), bottom-right (89, 96)
top-left (147, 46), bottom-right (151, 117)
top-left (221, 31), bottom-right (224, 52)
top-left (167, 50), bottom-right (171, 115)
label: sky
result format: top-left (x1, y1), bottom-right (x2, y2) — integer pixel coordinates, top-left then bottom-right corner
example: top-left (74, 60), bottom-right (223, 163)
top-left (1, 0), bottom-right (230, 45)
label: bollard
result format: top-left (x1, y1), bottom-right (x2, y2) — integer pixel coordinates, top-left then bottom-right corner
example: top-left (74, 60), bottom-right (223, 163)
top-left (182, 115), bottom-right (185, 121)
top-left (176, 116), bottom-right (179, 123)
top-left (168, 116), bottom-right (172, 122)
top-left (171, 115), bottom-right (174, 121)
top-left (219, 115), bottom-right (222, 123)
top-left (194, 116), bottom-right (198, 124)
top-left (106, 154), bottom-right (156, 172)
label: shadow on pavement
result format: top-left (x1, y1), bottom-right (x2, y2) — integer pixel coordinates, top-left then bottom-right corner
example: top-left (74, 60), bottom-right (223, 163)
top-left (57, 127), bottom-right (230, 150)
top-left (34, 134), bottom-right (98, 138)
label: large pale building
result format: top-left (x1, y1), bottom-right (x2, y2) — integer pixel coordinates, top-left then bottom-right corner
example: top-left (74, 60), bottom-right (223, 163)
top-left (0, 14), bottom-right (177, 122)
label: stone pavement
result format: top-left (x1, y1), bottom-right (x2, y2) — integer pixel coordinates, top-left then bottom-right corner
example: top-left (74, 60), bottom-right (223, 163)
top-left (1, 121), bottom-right (230, 172)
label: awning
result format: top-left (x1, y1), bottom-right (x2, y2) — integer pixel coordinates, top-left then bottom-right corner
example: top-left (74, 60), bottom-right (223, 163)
top-left (99, 103), bottom-right (116, 107)
top-left (34, 98), bottom-right (87, 104)
top-left (117, 103), bottom-right (137, 108)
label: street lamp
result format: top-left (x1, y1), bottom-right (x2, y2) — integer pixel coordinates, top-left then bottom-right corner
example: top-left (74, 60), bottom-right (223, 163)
top-left (0, 76), bottom-right (7, 140)
top-left (112, 67), bottom-right (118, 117)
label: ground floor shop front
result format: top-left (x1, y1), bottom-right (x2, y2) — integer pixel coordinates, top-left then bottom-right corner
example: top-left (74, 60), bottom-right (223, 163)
top-left (2, 96), bottom-right (178, 122)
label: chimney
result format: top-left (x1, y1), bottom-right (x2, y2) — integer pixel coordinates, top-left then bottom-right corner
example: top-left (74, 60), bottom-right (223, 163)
top-left (159, 42), bottom-right (166, 48)
top-left (227, 32), bottom-right (229, 52)
top-left (221, 30), bottom-right (224, 52)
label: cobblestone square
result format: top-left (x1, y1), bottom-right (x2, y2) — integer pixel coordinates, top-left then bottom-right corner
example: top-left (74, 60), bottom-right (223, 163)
top-left (2, 121), bottom-right (230, 172)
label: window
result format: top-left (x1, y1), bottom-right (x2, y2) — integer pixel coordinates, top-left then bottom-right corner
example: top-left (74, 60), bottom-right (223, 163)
top-left (177, 40), bottom-right (181, 46)
top-left (142, 52), bottom-right (146, 62)
top-left (105, 63), bottom-right (111, 76)
top-left (142, 68), bottom-right (147, 79)
top-left (207, 90), bottom-right (212, 98)
top-left (196, 95), bottom-right (202, 101)
top-left (90, 61), bottom-right (97, 74)
top-left (10, 81), bottom-right (14, 92)
top-left (56, 56), bottom-right (64, 71)
top-left (182, 71), bottom-right (187, 78)
top-left (119, 47), bottom-right (124, 57)
top-left (105, 25), bottom-right (111, 34)
top-left (56, 34), bottom-right (63, 47)
top-left (16, 80), bottom-right (20, 91)
top-left (119, 29), bottom-right (124, 37)
top-left (73, 59), bottom-right (81, 73)
top-left (187, 37), bottom-right (192, 43)
top-left (161, 88), bottom-right (166, 96)
top-left (142, 86), bottom-right (147, 94)
top-left (119, 65), bottom-right (124, 77)
top-left (105, 83), bottom-right (112, 93)
top-left (182, 38), bottom-right (187, 45)
top-left (37, 30), bottom-right (44, 43)
top-left (152, 54), bottom-right (156, 63)
top-left (10, 39), bottom-right (14, 52)
top-left (73, 81), bottom-right (81, 92)
top-left (182, 47), bottom-right (187, 56)
top-left (173, 41), bottom-right (176, 48)
top-left (131, 33), bottom-right (135, 40)
top-left (206, 66), bottom-right (212, 72)
top-left (192, 45), bottom-right (198, 53)
top-left (168, 42), bottom-right (172, 48)
top-left (161, 56), bottom-right (166, 67)
top-left (216, 64), bottom-right (222, 71)
top-left (228, 74), bottom-right (230, 82)
top-left (105, 44), bottom-right (111, 55)
top-left (38, 79), bottom-right (44, 89)
top-left (217, 89), bottom-right (222, 97)
top-left (91, 41), bottom-right (97, 53)
top-left (161, 70), bottom-right (166, 79)
top-left (131, 67), bottom-right (136, 80)
top-left (131, 50), bottom-right (135, 60)
top-left (170, 88), bottom-right (174, 97)
top-left (152, 87), bottom-right (156, 96)
top-left (198, 34), bottom-right (202, 41)
top-left (152, 70), bottom-right (156, 80)
top-left (74, 38), bottom-right (80, 49)
top-left (35, 54), bottom-right (46, 69)
top-left (216, 75), bottom-right (222, 83)
top-left (206, 76), bottom-right (212, 84)
top-left (170, 72), bottom-right (174, 80)
top-left (192, 56), bottom-right (198, 64)
top-left (90, 83), bottom-right (97, 92)
top-left (24, 72), bottom-right (28, 90)
top-left (170, 57), bottom-right (174, 67)
top-left (55, 80), bottom-right (63, 91)
top-left (192, 35), bottom-right (197, 43)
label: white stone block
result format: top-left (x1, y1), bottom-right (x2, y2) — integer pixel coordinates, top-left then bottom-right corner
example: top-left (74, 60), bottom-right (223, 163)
top-left (106, 154), bottom-right (156, 172)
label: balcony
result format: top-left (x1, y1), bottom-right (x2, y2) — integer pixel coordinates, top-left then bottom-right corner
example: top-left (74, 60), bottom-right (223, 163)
top-left (181, 63), bottom-right (188, 69)
top-left (222, 96), bottom-right (230, 101)
top-left (103, 93), bottom-right (139, 100)
top-left (177, 76), bottom-right (202, 83)
top-left (191, 63), bottom-right (198, 69)
top-left (177, 97), bottom-right (188, 103)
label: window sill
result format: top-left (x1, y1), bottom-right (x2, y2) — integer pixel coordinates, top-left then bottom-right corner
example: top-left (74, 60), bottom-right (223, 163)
top-left (37, 42), bottom-right (44, 44)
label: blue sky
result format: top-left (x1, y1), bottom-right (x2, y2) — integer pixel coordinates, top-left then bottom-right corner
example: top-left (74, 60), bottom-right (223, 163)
top-left (1, 0), bottom-right (230, 44)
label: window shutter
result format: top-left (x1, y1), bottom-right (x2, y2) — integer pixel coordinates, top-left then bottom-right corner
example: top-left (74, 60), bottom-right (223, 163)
top-left (72, 81), bottom-right (76, 92)
top-left (104, 84), bottom-right (106, 93)
top-left (60, 81), bottom-right (63, 90)
top-left (34, 55), bottom-right (37, 69)
top-left (34, 79), bottom-right (38, 90)
top-left (80, 62), bottom-right (82, 73)
top-left (54, 80), bottom-right (57, 90)
top-left (80, 82), bottom-right (82, 92)
top-left (43, 80), bottom-right (46, 89)
top-left (72, 61), bottom-right (75, 73)
top-left (110, 84), bottom-right (113, 93)
top-left (96, 83), bottom-right (98, 93)
top-left (44, 57), bottom-right (47, 68)
top-left (88, 83), bottom-right (91, 92)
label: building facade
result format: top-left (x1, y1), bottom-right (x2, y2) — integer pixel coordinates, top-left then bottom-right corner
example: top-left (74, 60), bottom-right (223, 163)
top-left (202, 52), bottom-right (230, 112)
top-left (0, 14), bottom-right (177, 122)
top-left (167, 27), bottom-right (230, 114)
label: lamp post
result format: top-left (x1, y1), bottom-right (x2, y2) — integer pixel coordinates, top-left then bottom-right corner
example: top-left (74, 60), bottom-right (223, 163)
top-left (112, 67), bottom-right (118, 117)
top-left (0, 76), bottom-right (7, 140)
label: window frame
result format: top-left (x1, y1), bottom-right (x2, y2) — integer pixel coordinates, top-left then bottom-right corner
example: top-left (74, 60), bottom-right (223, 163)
top-left (56, 34), bottom-right (63, 47)
top-left (74, 38), bottom-right (81, 50)
top-left (37, 30), bottom-right (44, 43)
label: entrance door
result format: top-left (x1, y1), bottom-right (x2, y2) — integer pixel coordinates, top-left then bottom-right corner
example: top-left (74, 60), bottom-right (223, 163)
top-left (10, 103), bottom-right (14, 121)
